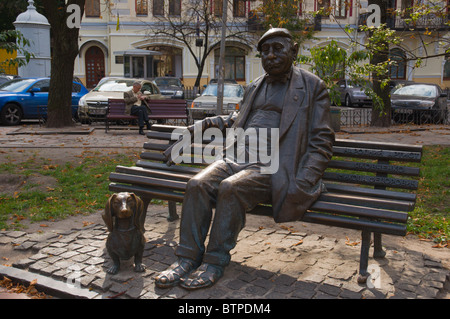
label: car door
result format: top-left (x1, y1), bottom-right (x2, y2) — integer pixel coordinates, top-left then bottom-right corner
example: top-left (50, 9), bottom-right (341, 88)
top-left (141, 81), bottom-right (163, 100)
top-left (25, 79), bottom-right (50, 118)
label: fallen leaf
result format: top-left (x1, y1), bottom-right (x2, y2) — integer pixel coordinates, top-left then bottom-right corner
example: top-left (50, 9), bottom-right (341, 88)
top-left (293, 239), bottom-right (303, 246)
top-left (39, 224), bottom-right (48, 227)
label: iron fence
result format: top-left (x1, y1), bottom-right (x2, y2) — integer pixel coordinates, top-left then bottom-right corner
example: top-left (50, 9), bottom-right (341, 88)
top-left (338, 107), bottom-right (449, 127)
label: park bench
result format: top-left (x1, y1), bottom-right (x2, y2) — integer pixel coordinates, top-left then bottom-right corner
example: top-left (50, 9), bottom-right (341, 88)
top-left (105, 99), bottom-right (189, 133)
top-left (108, 124), bottom-right (423, 283)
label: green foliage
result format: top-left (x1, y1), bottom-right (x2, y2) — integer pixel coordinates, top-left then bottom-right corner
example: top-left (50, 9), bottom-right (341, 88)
top-left (256, 0), bottom-right (316, 45)
top-left (0, 30), bottom-right (34, 73)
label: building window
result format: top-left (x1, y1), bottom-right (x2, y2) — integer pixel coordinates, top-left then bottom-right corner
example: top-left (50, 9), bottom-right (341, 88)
top-left (153, 0), bottom-right (164, 16)
top-left (214, 0), bottom-right (223, 17)
top-left (390, 48), bottom-right (407, 80)
top-left (136, 0), bottom-right (148, 16)
top-left (215, 47), bottom-right (246, 81)
top-left (85, 0), bottom-right (100, 17)
top-left (233, 0), bottom-right (246, 17)
top-left (334, 0), bottom-right (346, 18)
top-left (444, 55), bottom-right (450, 80)
top-left (169, 0), bottom-right (181, 16)
top-left (401, 0), bottom-right (414, 18)
top-left (317, 0), bottom-right (331, 15)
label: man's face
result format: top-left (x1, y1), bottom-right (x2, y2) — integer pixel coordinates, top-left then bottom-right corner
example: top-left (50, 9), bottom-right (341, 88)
top-left (133, 84), bottom-right (141, 93)
top-left (260, 37), bottom-right (297, 76)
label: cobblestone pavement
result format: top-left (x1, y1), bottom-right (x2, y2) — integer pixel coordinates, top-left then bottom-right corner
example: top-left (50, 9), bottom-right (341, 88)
top-left (0, 123), bottom-right (449, 300)
top-left (0, 206), bottom-right (448, 300)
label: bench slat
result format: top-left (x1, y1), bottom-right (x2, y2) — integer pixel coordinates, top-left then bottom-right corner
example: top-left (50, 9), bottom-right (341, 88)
top-left (328, 159), bottom-right (420, 177)
top-left (333, 139), bottom-right (423, 153)
top-left (136, 160), bottom-right (202, 175)
top-left (332, 146), bottom-right (422, 162)
top-left (115, 165), bottom-right (192, 182)
top-left (323, 172), bottom-right (419, 190)
top-left (109, 172), bottom-right (186, 191)
top-left (302, 212), bottom-right (407, 236)
top-left (109, 182), bottom-right (184, 202)
top-left (319, 193), bottom-right (414, 212)
top-left (324, 183), bottom-right (416, 202)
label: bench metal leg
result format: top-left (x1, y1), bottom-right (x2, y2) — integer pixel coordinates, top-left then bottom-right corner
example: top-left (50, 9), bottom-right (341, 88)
top-left (373, 232), bottom-right (386, 258)
top-left (357, 230), bottom-right (371, 284)
top-left (168, 200), bottom-right (179, 222)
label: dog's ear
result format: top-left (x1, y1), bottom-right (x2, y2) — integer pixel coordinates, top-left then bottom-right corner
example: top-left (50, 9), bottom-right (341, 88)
top-left (131, 193), bottom-right (145, 233)
top-left (103, 194), bottom-right (116, 232)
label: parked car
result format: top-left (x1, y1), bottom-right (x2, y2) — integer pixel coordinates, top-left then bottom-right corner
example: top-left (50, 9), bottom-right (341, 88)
top-left (153, 77), bottom-right (184, 99)
top-left (77, 77), bottom-right (164, 123)
top-left (391, 83), bottom-right (448, 124)
top-left (190, 82), bottom-right (244, 120)
top-left (388, 80), bottom-right (414, 91)
top-left (0, 77), bottom-right (88, 125)
top-left (336, 79), bottom-right (372, 107)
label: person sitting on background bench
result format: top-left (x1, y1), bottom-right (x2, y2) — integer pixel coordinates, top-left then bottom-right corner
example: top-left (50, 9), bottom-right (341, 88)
top-left (124, 82), bottom-right (152, 135)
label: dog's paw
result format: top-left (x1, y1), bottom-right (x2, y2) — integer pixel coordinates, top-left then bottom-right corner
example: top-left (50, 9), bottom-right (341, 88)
top-left (107, 264), bottom-right (120, 275)
top-left (134, 263), bottom-right (146, 273)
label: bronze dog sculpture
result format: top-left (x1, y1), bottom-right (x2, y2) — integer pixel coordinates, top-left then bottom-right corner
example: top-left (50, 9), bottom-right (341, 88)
top-left (102, 192), bottom-right (146, 274)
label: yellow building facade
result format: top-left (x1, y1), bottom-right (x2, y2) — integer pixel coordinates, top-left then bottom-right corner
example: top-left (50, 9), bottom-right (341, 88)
top-left (76, 0), bottom-right (450, 89)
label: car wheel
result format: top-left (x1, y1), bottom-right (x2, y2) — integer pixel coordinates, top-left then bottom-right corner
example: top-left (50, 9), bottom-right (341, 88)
top-left (1, 103), bottom-right (23, 125)
top-left (345, 95), bottom-right (353, 108)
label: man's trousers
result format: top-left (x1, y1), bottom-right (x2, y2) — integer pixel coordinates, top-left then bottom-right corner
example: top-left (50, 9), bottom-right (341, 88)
top-left (175, 160), bottom-right (272, 267)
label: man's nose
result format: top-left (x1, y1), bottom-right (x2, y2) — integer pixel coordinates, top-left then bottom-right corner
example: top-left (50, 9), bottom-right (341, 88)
top-left (266, 49), bottom-right (276, 59)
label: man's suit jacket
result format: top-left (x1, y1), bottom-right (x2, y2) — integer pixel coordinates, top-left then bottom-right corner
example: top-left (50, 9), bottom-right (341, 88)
top-left (123, 90), bottom-right (149, 115)
top-left (201, 66), bottom-right (334, 222)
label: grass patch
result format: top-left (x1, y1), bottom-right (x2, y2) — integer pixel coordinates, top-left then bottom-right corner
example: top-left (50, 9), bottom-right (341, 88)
top-left (408, 145), bottom-right (449, 245)
top-left (0, 146), bottom-right (448, 247)
top-left (0, 150), bottom-right (138, 230)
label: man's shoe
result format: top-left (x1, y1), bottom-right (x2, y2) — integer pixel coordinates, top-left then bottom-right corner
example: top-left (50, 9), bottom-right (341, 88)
top-left (146, 122), bottom-right (152, 130)
top-left (180, 263), bottom-right (224, 290)
top-left (154, 258), bottom-right (200, 288)
top-left (139, 127), bottom-right (145, 135)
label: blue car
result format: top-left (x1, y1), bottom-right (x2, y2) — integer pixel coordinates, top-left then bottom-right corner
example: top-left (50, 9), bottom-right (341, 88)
top-left (0, 77), bottom-right (89, 125)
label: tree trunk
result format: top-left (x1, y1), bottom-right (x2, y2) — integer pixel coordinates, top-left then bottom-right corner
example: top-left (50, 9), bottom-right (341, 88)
top-left (370, 48), bottom-right (391, 127)
top-left (369, 0), bottom-right (391, 127)
top-left (42, 0), bottom-right (85, 128)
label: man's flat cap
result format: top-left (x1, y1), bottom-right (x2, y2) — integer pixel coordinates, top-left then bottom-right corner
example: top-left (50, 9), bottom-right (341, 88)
top-left (257, 28), bottom-right (293, 52)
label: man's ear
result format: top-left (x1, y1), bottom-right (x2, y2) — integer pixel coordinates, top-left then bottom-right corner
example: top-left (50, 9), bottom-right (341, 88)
top-left (291, 42), bottom-right (299, 60)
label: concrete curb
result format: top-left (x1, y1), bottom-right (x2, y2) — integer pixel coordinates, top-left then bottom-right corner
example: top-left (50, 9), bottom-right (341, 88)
top-left (0, 265), bottom-right (99, 299)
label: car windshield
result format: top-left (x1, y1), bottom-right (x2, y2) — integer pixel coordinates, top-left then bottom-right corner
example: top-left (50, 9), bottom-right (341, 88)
top-left (202, 84), bottom-right (244, 98)
top-left (0, 78), bottom-right (36, 92)
top-left (93, 79), bottom-right (136, 92)
top-left (392, 85), bottom-right (437, 98)
top-left (155, 78), bottom-right (181, 87)
top-left (346, 80), bottom-right (371, 88)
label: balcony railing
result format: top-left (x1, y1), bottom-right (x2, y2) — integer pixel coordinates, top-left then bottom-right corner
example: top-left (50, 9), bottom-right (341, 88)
top-left (358, 12), bottom-right (450, 31)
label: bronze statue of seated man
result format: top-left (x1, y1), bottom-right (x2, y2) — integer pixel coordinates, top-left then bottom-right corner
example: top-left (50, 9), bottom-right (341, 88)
top-left (155, 28), bottom-right (334, 290)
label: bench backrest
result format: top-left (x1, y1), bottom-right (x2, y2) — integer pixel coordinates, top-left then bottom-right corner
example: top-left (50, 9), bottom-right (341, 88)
top-left (108, 99), bottom-right (127, 115)
top-left (147, 99), bottom-right (188, 117)
top-left (140, 124), bottom-right (422, 192)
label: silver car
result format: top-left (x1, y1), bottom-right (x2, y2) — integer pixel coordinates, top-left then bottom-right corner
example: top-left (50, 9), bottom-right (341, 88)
top-left (190, 82), bottom-right (244, 120)
top-left (336, 79), bottom-right (372, 107)
top-left (391, 83), bottom-right (448, 124)
top-left (78, 77), bottom-right (163, 123)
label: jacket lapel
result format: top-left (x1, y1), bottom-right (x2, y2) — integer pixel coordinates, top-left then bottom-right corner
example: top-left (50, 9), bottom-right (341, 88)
top-left (233, 76), bottom-right (264, 128)
top-left (279, 68), bottom-right (305, 139)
